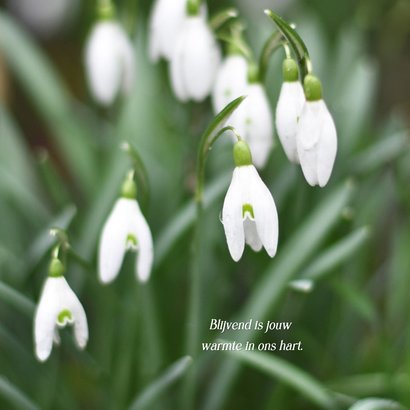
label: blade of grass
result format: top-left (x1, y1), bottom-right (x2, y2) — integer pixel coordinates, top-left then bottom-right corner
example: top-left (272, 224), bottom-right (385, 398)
top-left (224, 348), bottom-right (338, 409)
top-left (0, 281), bottom-right (35, 317)
top-left (0, 376), bottom-right (39, 410)
top-left (128, 356), bottom-right (192, 410)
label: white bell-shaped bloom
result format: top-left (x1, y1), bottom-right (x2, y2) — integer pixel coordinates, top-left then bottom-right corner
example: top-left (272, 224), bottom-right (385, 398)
top-left (230, 83), bottom-right (273, 169)
top-left (212, 54), bottom-right (248, 113)
top-left (170, 15), bottom-right (221, 102)
top-left (148, 0), bottom-right (188, 62)
top-left (85, 21), bottom-right (135, 105)
top-left (296, 99), bottom-right (337, 187)
top-left (222, 142), bottom-right (278, 261)
top-left (276, 81), bottom-right (305, 163)
top-left (34, 275), bottom-right (88, 362)
top-left (99, 198), bottom-right (153, 283)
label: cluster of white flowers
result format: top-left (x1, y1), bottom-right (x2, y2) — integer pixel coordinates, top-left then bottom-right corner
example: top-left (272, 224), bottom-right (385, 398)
top-left (276, 59), bottom-right (337, 187)
top-left (149, 0), bottom-right (220, 102)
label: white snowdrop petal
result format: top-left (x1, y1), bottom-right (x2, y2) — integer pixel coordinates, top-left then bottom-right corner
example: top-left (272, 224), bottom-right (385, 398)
top-left (70, 299), bottom-right (88, 349)
top-left (34, 277), bottom-right (70, 361)
top-left (130, 202), bottom-right (154, 282)
top-left (148, 0), bottom-right (189, 62)
top-left (212, 55), bottom-right (248, 113)
top-left (222, 168), bottom-right (245, 261)
top-left (85, 21), bottom-right (134, 105)
top-left (170, 32), bottom-right (189, 102)
top-left (231, 84), bottom-right (273, 169)
top-left (248, 166), bottom-right (279, 257)
top-left (297, 101), bottom-right (322, 150)
top-left (34, 286), bottom-right (58, 361)
top-left (275, 81), bottom-right (305, 163)
top-left (317, 103), bottom-right (338, 187)
top-left (98, 198), bottom-right (131, 284)
top-left (170, 16), bottom-right (220, 102)
top-left (243, 218), bottom-right (263, 252)
top-left (182, 17), bottom-right (220, 101)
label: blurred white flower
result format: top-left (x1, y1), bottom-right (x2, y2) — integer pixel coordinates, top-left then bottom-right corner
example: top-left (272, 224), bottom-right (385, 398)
top-left (170, 15), bottom-right (221, 102)
top-left (99, 198), bottom-right (153, 284)
top-left (84, 21), bottom-right (134, 106)
top-left (148, 0), bottom-right (188, 62)
top-left (212, 54), bottom-right (248, 114)
top-left (222, 141), bottom-right (278, 261)
top-left (230, 83), bottom-right (273, 169)
top-left (34, 270), bottom-right (88, 362)
top-left (296, 75), bottom-right (337, 187)
top-left (8, 0), bottom-right (79, 37)
top-left (276, 59), bottom-right (305, 163)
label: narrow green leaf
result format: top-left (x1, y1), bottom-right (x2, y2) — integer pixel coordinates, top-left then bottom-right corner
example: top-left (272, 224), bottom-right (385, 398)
top-left (25, 205), bottom-right (77, 271)
top-left (349, 398), bottom-right (405, 410)
top-left (0, 281), bottom-right (35, 317)
top-left (0, 12), bottom-right (96, 194)
top-left (264, 9), bottom-right (311, 78)
top-left (155, 172), bottom-right (230, 267)
top-left (205, 181), bottom-right (354, 410)
top-left (350, 131), bottom-right (409, 175)
top-left (300, 226), bottom-right (370, 281)
top-left (224, 348), bottom-right (337, 409)
top-left (259, 31), bottom-right (283, 82)
top-left (0, 376), bottom-right (39, 410)
top-left (128, 356), bottom-right (192, 410)
top-left (210, 8), bottom-right (238, 32)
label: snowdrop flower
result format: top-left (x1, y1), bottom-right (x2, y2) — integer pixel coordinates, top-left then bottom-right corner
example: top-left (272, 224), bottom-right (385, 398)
top-left (34, 258), bottom-right (88, 362)
top-left (222, 140), bottom-right (279, 261)
top-left (296, 74), bottom-right (337, 187)
top-left (170, 11), bottom-right (221, 102)
top-left (276, 58), bottom-right (305, 163)
top-left (85, 17), bottom-right (134, 106)
top-left (212, 53), bottom-right (248, 113)
top-left (229, 68), bottom-right (273, 169)
top-left (99, 174), bottom-right (153, 284)
top-left (149, 0), bottom-right (189, 62)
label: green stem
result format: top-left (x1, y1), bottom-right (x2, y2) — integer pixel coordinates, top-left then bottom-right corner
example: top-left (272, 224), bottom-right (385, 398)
top-left (209, 8), bottom-right (238, 32)
top-left (259, 31), bottom-right (283, 83)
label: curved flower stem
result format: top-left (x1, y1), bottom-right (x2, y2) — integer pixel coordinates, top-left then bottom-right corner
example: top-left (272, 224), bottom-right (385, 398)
top-left (259, 31), bottom-right (284, 83)
top-left (210, 8), bottom-right (239, 32)
top-left (121, 141), bottom-right (150, 208)
top-left (182, 97), bottom-right (246, 409)
top-left (49, 228), bottom-right (93, 272)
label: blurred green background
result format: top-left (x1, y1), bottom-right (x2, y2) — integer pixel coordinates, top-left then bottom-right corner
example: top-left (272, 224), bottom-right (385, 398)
top-left (0, 0), bottom-right (409, 409)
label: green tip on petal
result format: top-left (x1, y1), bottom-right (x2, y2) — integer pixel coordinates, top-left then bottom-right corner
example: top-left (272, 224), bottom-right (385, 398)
top-left (48, 258), bottom-right (65, 278)
top-left (121, 178), bottom-right (137, 199)
top-left (233, 140), bottom-right (252, 167)
top-left (282, 58), bottom-right (299, 82)
top-left (304, 74), bottom-right (322, 101)
top-left (57, 309), bottom-right (73, 326)
top-left (242, 203), bottom-right (255, 219)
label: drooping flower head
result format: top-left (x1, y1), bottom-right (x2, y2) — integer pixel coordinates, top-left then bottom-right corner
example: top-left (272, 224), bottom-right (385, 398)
top-left (169, 2), bottom-right (220, 102)
top-left (222, 140), bottom-right (279, 261)
top-left (148, 0), bottom-right (191, 62)
top-left (99, 172), bottom-right (153, 284)
top-left (276, 58), bottom-right (305, 163)
top-left (34, 258), bottom-right (88, 362)
top-left (84, 3), bottom-right (134, 106)
top-left (229, 65), bottom-right (274, 169)
top-left (212, 52), bottom-right (248, 114)
top-left (296, 74), bottom-right (337, 187)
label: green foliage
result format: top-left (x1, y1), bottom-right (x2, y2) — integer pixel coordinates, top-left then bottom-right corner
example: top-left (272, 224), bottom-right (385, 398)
top-left (0, 1), bottom-right (409, 409)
